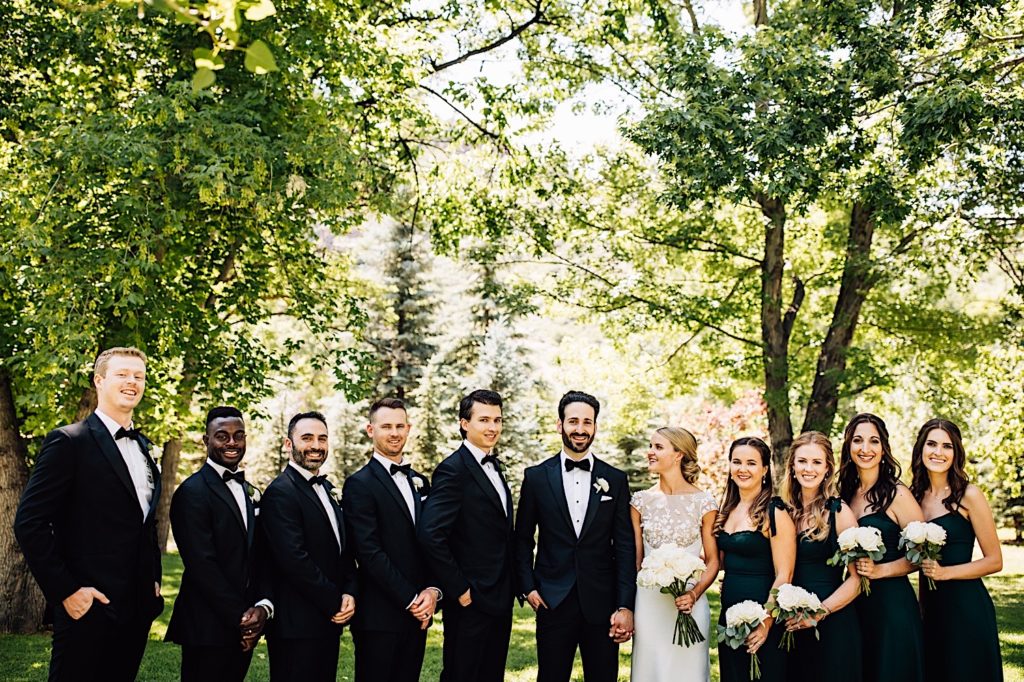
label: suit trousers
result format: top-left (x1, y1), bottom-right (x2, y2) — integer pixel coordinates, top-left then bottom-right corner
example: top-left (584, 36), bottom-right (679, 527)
top-left (48, 603), bottom-right (151, 682)
top-left (352, 627), bottom-right (428, 682)
top-left (180, 644), bottom-right (255, 682)
top-left (535, 585), bottom-right (619, 682)
top-left (440, 603), bottom-right (513, 682)
top-left (268, 636), bottom-right (340, 682)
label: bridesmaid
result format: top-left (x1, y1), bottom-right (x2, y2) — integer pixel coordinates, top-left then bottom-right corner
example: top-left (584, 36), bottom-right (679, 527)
top-left (838, 413), bottom-right (924, 682)
top-left (716, 437), bottom-right (796, 682)
top-left (779, 431), bottom-right (862, 682)
top-left (910, 419), bottom-right (1003, 682)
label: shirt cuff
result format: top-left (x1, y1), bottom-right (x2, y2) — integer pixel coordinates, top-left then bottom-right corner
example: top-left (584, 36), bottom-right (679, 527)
top-left (427, 586), bottom-right (443, 601)
top-left (255, 599), bottom-right (274, 619)
top-left (406, 594), bottom-right (418, 610)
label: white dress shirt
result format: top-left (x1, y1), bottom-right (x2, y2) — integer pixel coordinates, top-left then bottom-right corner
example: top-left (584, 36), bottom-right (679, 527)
top-left (561, 451), bottom-right (594, 537)
top-left (463, 439), bottom-right (508, 515)
top-left (205, 458), bottom-right (248, 530)
top-left (288, 461), bottom-right (341, 548)
top-left (95, 408), bottom-right (153, 519)
top-left (372, 452), bottom-right (416, 521)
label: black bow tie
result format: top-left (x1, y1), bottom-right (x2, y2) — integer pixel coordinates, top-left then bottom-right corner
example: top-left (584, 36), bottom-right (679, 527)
top-left (481, 454), bottom-right (502, 471)
top-left (390, 463), bottom-right (412, 477)
top-left (309, 474), bottom-right (327, 487)
top-left (222, 470), bottom-right (245, 484)
top-left (115, 426), bottom-right (145, 444)
top-left (564, 458), bottom-right (591, 472)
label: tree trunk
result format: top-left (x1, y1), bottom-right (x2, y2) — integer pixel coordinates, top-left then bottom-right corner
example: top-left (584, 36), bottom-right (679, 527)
top-left (74, 385), bottom-right (96, 422)
top-left (156, 437), bottom-right (182, 553)
top-left (757, 194), bottom-right (795, 469)
top-left (801, 202), bottom-right (877, 435)
top-left (0, 368), bottom-right (46, 633)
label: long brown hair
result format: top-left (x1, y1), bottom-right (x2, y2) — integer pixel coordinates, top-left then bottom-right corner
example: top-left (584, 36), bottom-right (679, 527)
top-left (837, 413), bottom-right (901, 513)
top-left (715, 437), bottom-right (774, 535)
top-left (781, 431), bottom-right (836, 542)
top-left (910, 419), bottom-right (969, 513)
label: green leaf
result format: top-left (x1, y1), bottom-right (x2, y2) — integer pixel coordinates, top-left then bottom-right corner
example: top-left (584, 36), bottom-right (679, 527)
top-left (244, 0), bottom-right (276, 21)
top-left (244, 40), bottom-right (278, 74)
top-left (193, 48), bottom-right (225, 71)
top-left (192, 67), bottom-right (216, 92)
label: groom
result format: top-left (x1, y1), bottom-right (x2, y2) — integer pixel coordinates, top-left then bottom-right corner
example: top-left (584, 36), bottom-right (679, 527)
top-left (513, 391), bottom-right (636, 682)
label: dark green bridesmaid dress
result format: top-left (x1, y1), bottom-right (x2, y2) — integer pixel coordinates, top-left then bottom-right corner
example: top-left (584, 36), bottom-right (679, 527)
top-left (921, 511), bottom-right (1002, 682)
top-left (718, 499), bottom-right (787, 682)
top-left (856, 510), bottom-right (924, 682)
top-left (787, 498), bottom-right (862, 682)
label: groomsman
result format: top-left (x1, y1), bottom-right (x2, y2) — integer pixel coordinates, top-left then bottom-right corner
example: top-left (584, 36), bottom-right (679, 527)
top-left (166, 406), bottom-right (274, 681)
top-left (14, 347), bottom-right (163, 681)
top-left (260, 411), bottom-right (358, 682)
top-left (514, 391), bottom-right (636, 682)
top-left (419, 389), bottom-right (515, 682)
top-left (343, 397), bottom-right (439, 682)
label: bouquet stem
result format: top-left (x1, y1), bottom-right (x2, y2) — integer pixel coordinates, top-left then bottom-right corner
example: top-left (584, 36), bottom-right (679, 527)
top-left (859, 576), bottom-right (872, 597)
top-left (750, 651), bottom-right (761, 680)
top-left (925, 576), bottom-right (937, 591)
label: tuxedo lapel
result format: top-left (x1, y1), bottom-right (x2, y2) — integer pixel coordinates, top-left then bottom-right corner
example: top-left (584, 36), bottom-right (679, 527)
top-left (411, 472), bottom-right (423, 523)
top-left (141, 441), bottom-right (161, 523)
top-left (86, 414), bottom-right (137, 508)
top-left (244, 488), bottom-right (256, 548)
top-left (368, 459), bottom-right (415, 527)
top-left (285, 466), bottom-right (341, 549)
top-left (460, 447), bottom-right (507, 518)
top-left (324, 481), bottom-right (345, 548)
top-left (201, 464), bottom-right (246, 537)
top-left (578, 459), bottom-right (605, 539)
top-left (544, 455), bottom-right (575, 533)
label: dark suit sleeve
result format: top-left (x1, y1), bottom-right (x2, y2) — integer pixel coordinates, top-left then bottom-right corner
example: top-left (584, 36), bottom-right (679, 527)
top-left (338, 509), bottom-right (359, 599)
top-left (417, 459), bottom-right (471, 600)
top-left (513, 470), bottom-right (539, 597)
top-left (343, 477), bottom-right (417, 608)
top-left (13, 429), bottom-right (82, 604)
top-left (169, 483), bottom-right (246, 628)
top-left (613, 471), bottom-right (637, 610)
top-left (260, 483), bottom-right (342, 618)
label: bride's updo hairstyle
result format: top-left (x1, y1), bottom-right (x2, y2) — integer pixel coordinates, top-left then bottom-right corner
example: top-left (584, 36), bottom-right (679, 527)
top-left (656, 427), bottom-right (701, 483)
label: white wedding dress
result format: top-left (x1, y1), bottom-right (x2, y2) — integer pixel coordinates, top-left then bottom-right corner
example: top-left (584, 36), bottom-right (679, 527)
top-left (630, 486), bottom-right (718, 682)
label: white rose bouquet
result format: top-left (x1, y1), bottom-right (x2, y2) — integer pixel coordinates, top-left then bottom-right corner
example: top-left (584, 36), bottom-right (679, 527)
top-left (768, 584), bottom-right (826, 651)
top-left (636, 543), bottom-right (707, 647)
top-left (716, 600), bottom-right (769, 680)
top-left (899, 521), bottom-right (947, 590)
top-left (827, 526), bottom-right (885, 595)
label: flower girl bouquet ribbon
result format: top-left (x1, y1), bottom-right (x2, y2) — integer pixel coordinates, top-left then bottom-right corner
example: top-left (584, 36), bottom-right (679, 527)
top-left (899, 520), bottom-right (947, 590)
top-left (716, 600), bottom-right (768, 679)
top-left (636, 543), bottom-right (707, 647)
top-left (768, 584), bottom-right (826, 651)
top-left (827, 526), bottom-right (885, 595)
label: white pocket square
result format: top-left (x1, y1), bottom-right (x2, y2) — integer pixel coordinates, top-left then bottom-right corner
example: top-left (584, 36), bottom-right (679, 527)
top-left (254, 508), bottom-right (260, 516)
top-left (420, 495), bottom-right (428, 501)
top-left (600, 495), bottom-right (613, 502)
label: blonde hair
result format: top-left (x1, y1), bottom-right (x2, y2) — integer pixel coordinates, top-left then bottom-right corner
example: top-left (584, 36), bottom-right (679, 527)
top-left (780, 431), bottom-right (836, 542)
top-left (94, 347), bottom-right (147, 378)
top-left (656, 426), bottom-right (701, 483)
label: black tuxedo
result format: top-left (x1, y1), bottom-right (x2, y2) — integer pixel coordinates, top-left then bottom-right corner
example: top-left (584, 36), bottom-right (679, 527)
top-left (166, 462), bottom-right (270, 681)
top-left (514, 454), bottom-right (636, 682)
top-left (418, 444), bottom-right (514, 682)
top-left (343, 458), bottom-right (433, 682)
top-left (14, 412), bottom-right (163, 682)
top-left (260, 464), bottom-right (358, 682)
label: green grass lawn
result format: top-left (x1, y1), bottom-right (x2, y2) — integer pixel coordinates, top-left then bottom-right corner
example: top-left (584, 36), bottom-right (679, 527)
top-left (1, 544), bottom-right (1022, 681)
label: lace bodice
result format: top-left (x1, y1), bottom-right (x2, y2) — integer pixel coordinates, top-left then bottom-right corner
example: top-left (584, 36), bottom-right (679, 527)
top-left (630, 486), bottom-right (718, 552)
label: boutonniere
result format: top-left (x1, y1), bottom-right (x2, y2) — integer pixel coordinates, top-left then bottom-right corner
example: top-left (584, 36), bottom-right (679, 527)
top-left (593, 477), bottom-right (609, 494)
top-left (247, 484), bottom-right (261, 505)
top-left (412, 476), bottom-right (425, 490)
top-left (330, 487), bottom-right (342, 503)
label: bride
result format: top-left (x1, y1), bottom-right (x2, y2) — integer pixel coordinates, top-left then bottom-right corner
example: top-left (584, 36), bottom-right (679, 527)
top-left (630, 427), bottom-right (719, 682)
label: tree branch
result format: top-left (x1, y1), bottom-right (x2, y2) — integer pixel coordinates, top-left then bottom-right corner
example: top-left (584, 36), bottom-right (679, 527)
top-left (429, 1), bottom-right (548, 74)
top-left (418, 85), bottom-right (509, 151)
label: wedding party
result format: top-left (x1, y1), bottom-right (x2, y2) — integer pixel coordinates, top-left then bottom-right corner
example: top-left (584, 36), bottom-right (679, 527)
top-left (2, 0), bottom-right (1023, 681)
top-left (7, 349), bottom-right (1012, 681)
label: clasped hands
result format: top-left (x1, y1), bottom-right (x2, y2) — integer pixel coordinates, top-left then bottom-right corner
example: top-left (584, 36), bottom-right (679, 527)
top-left (408, 588), bottom-right (439, 630)
top-left (239, 606), bottom-right (268, 651)
top-left (331, 594), bottom-right (356, 625)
